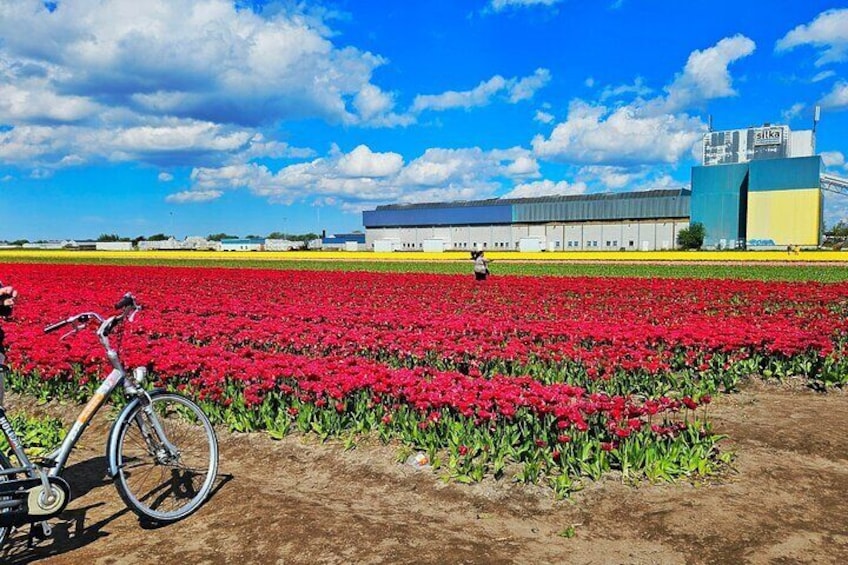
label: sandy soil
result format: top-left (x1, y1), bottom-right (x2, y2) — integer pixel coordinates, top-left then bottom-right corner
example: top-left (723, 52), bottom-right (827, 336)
top-left (1, 381), bottom-right (846, 565)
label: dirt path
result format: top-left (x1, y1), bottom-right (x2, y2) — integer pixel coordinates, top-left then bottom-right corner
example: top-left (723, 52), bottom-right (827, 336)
top-left (2, 382), bottom-right (847, 565)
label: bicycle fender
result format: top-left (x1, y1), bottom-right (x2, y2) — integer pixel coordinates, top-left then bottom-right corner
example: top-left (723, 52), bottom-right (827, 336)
top-left (105, 388), bottom-right (167, 478)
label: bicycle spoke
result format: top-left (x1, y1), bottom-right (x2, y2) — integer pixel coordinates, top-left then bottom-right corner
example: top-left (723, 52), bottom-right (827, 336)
top-left (114, 393), bottom-right (217, 522)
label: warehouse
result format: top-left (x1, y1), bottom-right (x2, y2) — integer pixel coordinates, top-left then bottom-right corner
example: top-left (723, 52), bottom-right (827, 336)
top-left (363, 123), bottom-right (842, 251)
top-left (363, 189), bottom-right (691, 252)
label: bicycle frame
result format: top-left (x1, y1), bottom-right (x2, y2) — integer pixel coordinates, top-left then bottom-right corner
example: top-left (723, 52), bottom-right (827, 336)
top-left (0, 307), bottom-right (140, 482)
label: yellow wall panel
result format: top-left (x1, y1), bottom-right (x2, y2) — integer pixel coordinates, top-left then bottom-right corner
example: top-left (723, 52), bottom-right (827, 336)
top-left (746, 188), bottom-right (821, 247)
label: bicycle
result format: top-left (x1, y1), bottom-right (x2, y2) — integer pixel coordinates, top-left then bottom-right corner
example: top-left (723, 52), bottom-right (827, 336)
top-left (0, 292), bottom-right (219, 548)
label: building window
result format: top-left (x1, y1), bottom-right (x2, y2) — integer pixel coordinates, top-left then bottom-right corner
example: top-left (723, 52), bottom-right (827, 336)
top-left (629, 240), bottom-right (634, 247)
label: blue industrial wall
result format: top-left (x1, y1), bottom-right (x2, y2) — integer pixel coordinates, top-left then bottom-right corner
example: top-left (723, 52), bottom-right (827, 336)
top-left (690, 163), bottom-right (748, 247)
top-left (748, 156), bottom-right (821, 191)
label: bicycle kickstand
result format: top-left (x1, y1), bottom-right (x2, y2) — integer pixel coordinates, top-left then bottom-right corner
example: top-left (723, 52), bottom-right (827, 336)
top-left (27, 520), bottom-right (53, 548)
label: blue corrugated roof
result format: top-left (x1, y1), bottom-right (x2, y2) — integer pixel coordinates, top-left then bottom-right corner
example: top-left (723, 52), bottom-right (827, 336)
top-left (322, 233), bottom-right (366, 244)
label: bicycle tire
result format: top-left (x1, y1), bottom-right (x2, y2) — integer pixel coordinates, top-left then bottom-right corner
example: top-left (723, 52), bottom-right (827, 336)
top-left (0, 449), bottom-right (15, 548)
top-left (112, 392), bottom-right (218, 523)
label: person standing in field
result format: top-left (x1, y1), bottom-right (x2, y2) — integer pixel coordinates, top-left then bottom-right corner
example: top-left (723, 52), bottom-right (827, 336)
top-left (472, 251), bottom-right (491, 281)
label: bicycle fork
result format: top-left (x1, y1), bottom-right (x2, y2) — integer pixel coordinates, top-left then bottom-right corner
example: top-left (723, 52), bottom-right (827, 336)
top-left (132, 393), bottom-right (181, 466)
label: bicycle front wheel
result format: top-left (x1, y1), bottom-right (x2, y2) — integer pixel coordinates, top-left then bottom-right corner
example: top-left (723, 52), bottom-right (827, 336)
top-left (113, 392), bottom-right (218, 523)
top-left (0, 450), bottom-right (14, 549)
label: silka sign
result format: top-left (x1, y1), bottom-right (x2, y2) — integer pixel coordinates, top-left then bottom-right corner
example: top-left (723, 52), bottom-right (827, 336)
top-left (753, 127), bottom-right (783, 146)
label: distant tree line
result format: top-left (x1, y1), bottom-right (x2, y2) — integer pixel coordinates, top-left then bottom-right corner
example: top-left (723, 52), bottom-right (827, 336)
top-left (825, 221), bottom-right (848, 238)
top-left (207, 232), bottom-right (320, 242)
top-left (4, 232), bottom-right (323, 245)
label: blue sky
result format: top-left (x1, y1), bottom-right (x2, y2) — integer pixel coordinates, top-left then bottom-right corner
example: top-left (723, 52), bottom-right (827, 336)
top-left (1, 0), bottom-right (848, 240)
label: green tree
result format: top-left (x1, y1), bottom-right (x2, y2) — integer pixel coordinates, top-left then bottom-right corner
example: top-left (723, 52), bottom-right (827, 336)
top-left (677, 222), bottom-right (706, 250)
top-left (97, 233), bottom-right (130, 242)
top-left (267, 232), bottom-right (319, 241)
top-left (147, 233), bottom-right (172, 241)
top-left (825, 220), bottom-right (848, 237)
top-left (207, 233), bottom-right (238, 241)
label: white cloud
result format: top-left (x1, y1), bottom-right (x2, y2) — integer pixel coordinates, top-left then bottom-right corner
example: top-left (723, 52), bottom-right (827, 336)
top-left (412, 76), bottom-right (506, 113)
top-left (824, 193), bottom-right (848, 228)
top-left (599, 77), bottom-right (653, 102)
top-left (532, 100), bottom-right (706, 165)
top-left (813, 70), bottom-right (836, 82)
top-left (0, 0), bottom-right (399, 171)
top-left (577, 166), bottom-right (647, 190)
top-left (532, 36), bottom-right (754, 166)
top-left (0, 1), bottom-right (389, 127)
top-left (0, 78), bottom-right (102, 124)
top-left (570, 165), bottom-right (686, 192)
top-left (821, 150), bottom-right (846, 169)
top-left (165, 189), bottom-right (223, 203)
top-left (173, 144), bottom-right (539, 207)
top-left (503, 155), bottom-right (540, 176)
top-left (776, 9), bottom-right (848, 66)
top-left (656, 35), bottom-right (756, 114)
top-left (585, 77), bottom-right (595, 88)
top-left (782, 103), bottom-right (806, 122)
top-left (158, 172), bottom-right (174, 182)
top-left (353, 85), bottom-right (415, 128)
top-left (0, 119), bottom-right (287, 169)
top-left (489, 0), bottom-right (563, 11)
top-left (535, 110), bottom-right (555, 124)
top-left (508, 69), bottom-right (552, 103)
top-left (336, 145), bottom-right (404, 178)
top-left (820, 81), bottom-right (848, 109)
top-left (411, 69), bottom-right (550, 113)
top-left (501, 179), bottom-right (587, 199)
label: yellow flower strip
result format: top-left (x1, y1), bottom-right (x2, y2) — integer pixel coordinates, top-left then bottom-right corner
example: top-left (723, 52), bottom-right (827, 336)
top-left (1, 249), bottom-right (847, 263)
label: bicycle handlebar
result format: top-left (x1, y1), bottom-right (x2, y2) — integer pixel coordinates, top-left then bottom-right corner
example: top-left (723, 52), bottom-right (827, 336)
top-left (44, 293), bottom-right (141, 336)
top-left (43, 319), bottom-right (70, 334)
top-left (43, 312), bottom-right (101, 334)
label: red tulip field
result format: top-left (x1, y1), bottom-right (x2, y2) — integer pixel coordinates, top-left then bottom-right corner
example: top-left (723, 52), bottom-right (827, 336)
top-left (1, 261), bottom-right (846, 563)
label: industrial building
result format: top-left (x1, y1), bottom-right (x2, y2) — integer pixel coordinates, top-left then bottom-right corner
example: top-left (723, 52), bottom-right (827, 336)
top-left (364, 190), bottom-right (690, 252)
top-left (696, 124), bottom-right (823, 248)
top-left (363, 123), bottom-right (848, 251)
